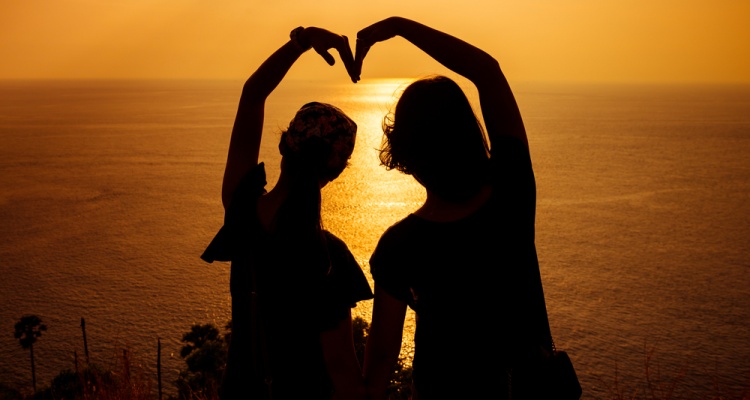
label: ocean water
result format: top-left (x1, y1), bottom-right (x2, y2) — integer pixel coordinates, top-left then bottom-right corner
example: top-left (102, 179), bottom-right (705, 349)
top-left (0, 79), bottom-right (748, 399)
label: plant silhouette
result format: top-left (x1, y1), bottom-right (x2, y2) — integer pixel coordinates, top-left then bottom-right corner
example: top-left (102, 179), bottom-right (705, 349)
top-left (175, 323), bottom-right (228, 400)
top-left (13, 314), bottom-right (47, 394)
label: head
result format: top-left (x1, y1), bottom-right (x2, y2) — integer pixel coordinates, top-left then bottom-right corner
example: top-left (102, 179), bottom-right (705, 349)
top-left (279, 102), bottom-right (357, 186)
top-left (380, 75), bottom-right (490, 203)
top-left (272, 102), bottom-right (357, 274)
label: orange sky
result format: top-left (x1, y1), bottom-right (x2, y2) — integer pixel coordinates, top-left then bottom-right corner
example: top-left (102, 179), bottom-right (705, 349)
top-left (1, 0), bottom-right (748, 83)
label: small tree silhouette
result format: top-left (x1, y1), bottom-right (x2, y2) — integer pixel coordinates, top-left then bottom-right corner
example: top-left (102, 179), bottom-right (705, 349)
top-left (13, 314), bottom-right (47, 393)
top-left (176, 323), bottom-right (228, 400)
top-left (180, 323), bottom-right (222, 359)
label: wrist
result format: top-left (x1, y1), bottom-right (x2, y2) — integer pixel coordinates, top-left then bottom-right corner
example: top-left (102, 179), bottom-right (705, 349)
top-left (290, 26), bottom-right (312, 51)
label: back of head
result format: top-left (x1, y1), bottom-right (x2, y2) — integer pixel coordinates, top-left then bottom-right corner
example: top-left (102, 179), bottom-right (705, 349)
top-left (274, 102), bottom-right (357, 274)
top-left (380, 76), bottom-right (489, 203)
top-left (280, 102), bottom-right (357, 184)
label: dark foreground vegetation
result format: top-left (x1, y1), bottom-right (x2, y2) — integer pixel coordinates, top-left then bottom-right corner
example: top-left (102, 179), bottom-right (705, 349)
top-left (3, 315), bottom-right (749, 400)
top-left (2, 315), bottom-right (412, 400)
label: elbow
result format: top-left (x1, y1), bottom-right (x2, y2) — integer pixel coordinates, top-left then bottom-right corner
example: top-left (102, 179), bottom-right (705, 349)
top-left (241, 77), bottom-right (257, 96)
top-left (242, 73), bottom-right (272, 102)
top-left (486, 56), bottom-right (501, 74)
top-left (478, 49), bottom-right (499, 68)
top-left (466, 54), bottom-right (503, 86)
top-left (478, 56), bottom-right (502, 80)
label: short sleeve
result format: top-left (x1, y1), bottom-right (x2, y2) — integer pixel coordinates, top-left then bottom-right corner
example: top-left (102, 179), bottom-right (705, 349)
top-left (316, 231), bottom-right (374, 330)
top-left (200, 163), bottom-right (267, 263)
top-left (369, 224), bottom-right (414, 307)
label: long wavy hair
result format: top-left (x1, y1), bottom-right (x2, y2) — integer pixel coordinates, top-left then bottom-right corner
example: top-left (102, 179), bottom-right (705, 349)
top-left (380, 75), bottom-right (490, 203)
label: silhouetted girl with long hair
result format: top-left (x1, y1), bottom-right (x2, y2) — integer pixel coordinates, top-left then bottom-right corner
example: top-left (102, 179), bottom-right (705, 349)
top-left (202, 26), bottom-right (372, 400)
top-left (354, 17), bottom-right (553, 399)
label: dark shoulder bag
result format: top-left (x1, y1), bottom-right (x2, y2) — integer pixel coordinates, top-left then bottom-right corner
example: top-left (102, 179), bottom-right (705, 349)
top-left (510, 254), bottom-right (582, 399)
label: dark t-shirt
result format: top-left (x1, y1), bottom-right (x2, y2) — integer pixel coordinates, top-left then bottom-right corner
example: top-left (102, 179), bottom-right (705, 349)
top-left (370, 137), bottom-right (551, 398)
top-left (202, 163), bottom-right (374, 400)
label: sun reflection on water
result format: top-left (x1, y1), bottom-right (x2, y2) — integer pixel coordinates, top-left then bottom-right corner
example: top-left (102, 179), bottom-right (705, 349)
top-left (320, 78), bottom-right (422, 363)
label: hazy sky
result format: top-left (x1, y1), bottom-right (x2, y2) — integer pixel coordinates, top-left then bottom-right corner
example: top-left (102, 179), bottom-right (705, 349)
top-left (1, 0), bottom-right (748, 83)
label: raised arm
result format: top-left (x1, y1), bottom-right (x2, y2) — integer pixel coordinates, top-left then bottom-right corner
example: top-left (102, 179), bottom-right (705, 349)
top-left (221, 27), bottom-right (355, 209)
top-left (354, 17), bottom-right (527, 148)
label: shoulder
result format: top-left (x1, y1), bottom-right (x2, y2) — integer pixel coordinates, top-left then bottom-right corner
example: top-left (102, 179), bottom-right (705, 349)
top-left (234, 162), bottom-right (268, 198)
top-left (370, 215), bottom-right (425, 269)
top-left (368, 218), bottom-right (419, 304)
top-left (323, 230), bottom-right (353, 257)
top-left (225, 163), bottom-right (267, 218)
top-left (322, 230), bottom-right (362, 277)
top-left (202, 163), bottom-right (267, 263)
top-left (373, 216), bottom-right (420, 252)
top-left (323, 229), bottom-right (345, 246)
top-left (321, 230), bottom-right (374, 304)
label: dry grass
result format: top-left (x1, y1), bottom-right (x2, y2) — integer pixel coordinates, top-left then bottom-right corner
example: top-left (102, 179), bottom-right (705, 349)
top-left (9, 348), bottom-right (154, 400)
top-left (605, 346), bottom-right (750, 400)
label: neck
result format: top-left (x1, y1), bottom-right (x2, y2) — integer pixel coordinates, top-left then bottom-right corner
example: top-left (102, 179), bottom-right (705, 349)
top-left (414, 184), bottom-right (492, 222)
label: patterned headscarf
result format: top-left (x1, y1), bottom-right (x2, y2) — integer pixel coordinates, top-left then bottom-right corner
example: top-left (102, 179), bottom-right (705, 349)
top-left (284, 102), bottom-right (357, 172)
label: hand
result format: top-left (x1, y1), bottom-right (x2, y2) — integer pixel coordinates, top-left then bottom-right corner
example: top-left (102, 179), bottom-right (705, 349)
top-left (354, 17), bottom-right (401, 81)
top-left (303, 27), bottom-right (357, 83)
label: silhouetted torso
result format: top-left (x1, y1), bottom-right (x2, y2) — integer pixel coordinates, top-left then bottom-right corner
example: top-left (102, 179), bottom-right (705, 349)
top-left (203, 163), bottom-right (373, 400)
top-left (370, 137), bottom-right (551, 398)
